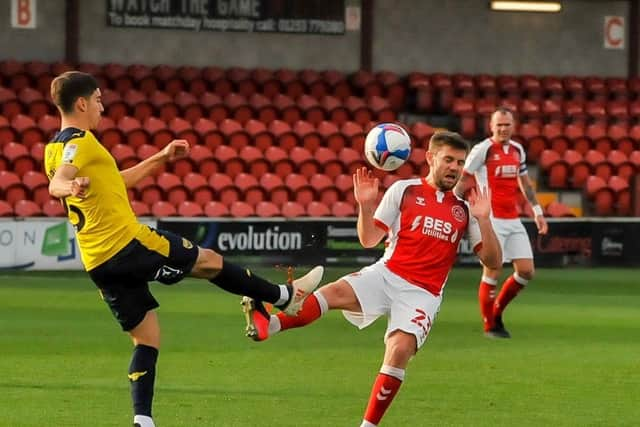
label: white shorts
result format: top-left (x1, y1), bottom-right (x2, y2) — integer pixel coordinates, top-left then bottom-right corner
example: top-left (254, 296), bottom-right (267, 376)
top-left (491, 217), bottom-right (533, 263)
top-left (341, 262), bottom-right (442, 350)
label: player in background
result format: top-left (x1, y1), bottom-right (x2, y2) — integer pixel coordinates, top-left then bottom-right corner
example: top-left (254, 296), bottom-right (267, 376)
top-left (44, 71), bottom-right (324, 427)
top-left (242, 131), bottom-right (502, 427)
top-left (455, 107), bottom-right (548, 339)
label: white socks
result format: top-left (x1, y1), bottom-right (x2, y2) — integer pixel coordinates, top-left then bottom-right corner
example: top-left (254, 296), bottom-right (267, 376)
top-left (134, 415), bottom-right (155, 427)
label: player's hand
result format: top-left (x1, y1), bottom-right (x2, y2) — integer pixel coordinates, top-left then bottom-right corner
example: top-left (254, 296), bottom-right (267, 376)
top-left (70, 177), bottom-right (90, 198)
top-left (162, 139), bottom-right (190, 162)
top-left (535, 214), bottom-right (548, 235)
top-left (353, 167), bottom-right (379, 208)
top-left (468, 185), bottom-right (491, 219)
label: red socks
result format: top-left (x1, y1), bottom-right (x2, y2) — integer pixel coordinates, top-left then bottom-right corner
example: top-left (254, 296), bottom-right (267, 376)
top-left (277, 293), bottom-right (322, 330)
top-left (478, 279), bottom-right (497, 332)
top-left (494, 274), bottom-right (525, 316)
top-left (363, 366), bottom-right (404, 426)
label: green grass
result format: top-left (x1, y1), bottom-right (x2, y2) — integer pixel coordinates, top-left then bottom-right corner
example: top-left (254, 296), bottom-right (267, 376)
top-left (1, 268), bottom-right (639, 426)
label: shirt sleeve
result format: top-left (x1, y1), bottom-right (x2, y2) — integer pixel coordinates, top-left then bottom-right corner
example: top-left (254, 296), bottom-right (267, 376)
top-left (61, 135), bottom-right (94, 170)
top-left (373, 181), bottom-right (403, 230)
top-left (463, 141), bottom-right (488, 175)
top-left (516, 142), bottom-right (528, 176)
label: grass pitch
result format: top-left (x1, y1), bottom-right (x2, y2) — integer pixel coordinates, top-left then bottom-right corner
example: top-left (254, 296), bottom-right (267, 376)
top-left (0, 267), bottom-right (638, 426)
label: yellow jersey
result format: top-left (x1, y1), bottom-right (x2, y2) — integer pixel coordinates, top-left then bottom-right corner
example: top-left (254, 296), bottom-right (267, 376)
top-left (44, 127), bottom-right (146, 271)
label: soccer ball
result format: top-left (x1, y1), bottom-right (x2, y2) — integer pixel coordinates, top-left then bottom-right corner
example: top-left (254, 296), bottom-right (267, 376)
top-left (364, 123), bottom-right (412, 171)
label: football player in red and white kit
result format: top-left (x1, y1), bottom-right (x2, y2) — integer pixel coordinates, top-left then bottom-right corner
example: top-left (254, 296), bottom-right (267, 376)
top-left (455, 108), bottom-right (548, 339)
top-left (242, 131), bottom-right (501, 427)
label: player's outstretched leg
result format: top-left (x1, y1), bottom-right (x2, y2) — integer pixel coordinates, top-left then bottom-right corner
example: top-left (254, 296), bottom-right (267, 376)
top-left (242, 288), bottom-right (330, 341)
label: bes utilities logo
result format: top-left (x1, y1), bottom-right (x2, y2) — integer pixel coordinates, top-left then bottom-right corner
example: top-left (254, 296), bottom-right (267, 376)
top-left (410, 215), bottom-right (459, 243)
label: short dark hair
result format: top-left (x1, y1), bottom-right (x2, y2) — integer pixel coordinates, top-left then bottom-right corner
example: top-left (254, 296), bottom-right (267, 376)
top-left (428, 130), bottom-right (470, 153)
top-left (50, 71), bottom-right (98, 114)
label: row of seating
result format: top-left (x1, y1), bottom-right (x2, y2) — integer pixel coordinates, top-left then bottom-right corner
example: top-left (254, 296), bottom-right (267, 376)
top-left (0, 85), bottom-right (398, 128)
top-left (0, 60), bottom-right (407, 108)
top-left (584, 175), bottom-right (631, 216)
top-left (539, 148), bottom-right (640, 188)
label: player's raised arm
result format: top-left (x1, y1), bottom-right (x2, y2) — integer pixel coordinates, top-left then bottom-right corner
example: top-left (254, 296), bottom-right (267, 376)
top-left (49, 163), bottom-right (90, 199)
top-left (468, 186), bottom-right (502, 269)
top-left (353, 167), bottom-right (386, 248)
top-left (120, 139), bottom-right (190, 188)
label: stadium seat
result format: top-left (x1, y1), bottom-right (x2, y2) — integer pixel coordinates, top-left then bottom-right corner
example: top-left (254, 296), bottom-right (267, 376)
top-left (151, 201), bottom-right (178, 217)
top-left (585, 175), bottom-right (614, 216)
top-left (208, 172), bottom-right (240, 206)
top-left (169, 117), bottom-right (198, 146)
top-left (204, 201), bottom-right (230, 217)
top-left (130, 200), bottom-right (151, 216)
top-left (38, 114), bottom-right (61, 140)
top-left (156, 172), bottom-right (188, 206)
top-left (144, 117), bottom-right (174, 148)
top-left (0, 170), bottom-right (27, 204)
top-left (214, 145), bottom-right (244, 178)
top-left (41, 199), bottom-right (65, 217)
top-left (12, 114), bottom-right (43, 147)
top-left (111, 144), bottom-right (138, 169)
top-left (235, 172), bottom-right (264, 206)
top-left (267, 120), bottom-right (297, 152)
top-left (0, 200), bottom-right (14, 217)
top-left (259, 173), bottom-right (289, 206)
top-left (178, 201), bottom-right (205, 217)
top-left (14, 199), bottom-right (42, 217)
top-left (219, 118), bottom-right (250, 151)
top-left (545, 201), bottom-right (575, 218)
top-left (136, 176), bottom-right (162, 206)
top-left (264, 146), bottom-right (294, 178)
top-left (192, 118), bottom-right (222, 150)
top-left (22, 170), bottom-right (51, 206)
top-left (335, 173), bottom-right (355, 204)
top-left (273, 94), bottom-right (301, 125)
top-left (310, 173), bottom-right (339, 205)
top-left (229, 201), bottom-right (255, 217)
top-left (224, 93), bottom-right (253, 125)
top-left (189, 144), bottom-right (217, 178)
top-left (183, 172), bottom-right (213, 206)
top-left (0, 87), bottom-right (22, 119)
top-left (306, 201), bottom-right (331, 217)
top-left (321, 95), bottom-right (349, 126)
top-left (255, 201), bottom-right (281, 217)
top-left (96, 117), bottom-right (123, 149)
top-left (3, 141), bottom-right (36, 176)
top-left (244, 119), bottom-right (273, 152)
top-left (332, 201), bottom-right (356, 217)
top-left (298, 94), bottom-right (325, 125)
top-left (119, 116), bottom-right (148, 148)
top-left (293, 120), bottom-right (322, 152)
top-left (608, 176), bottom-right (631, 215)
top-left (281, 201), bottom-right (306, 218)
top-left (339, 147), bottom-right (367, 174)
top-left (19, 87), bottom-right (52, 120)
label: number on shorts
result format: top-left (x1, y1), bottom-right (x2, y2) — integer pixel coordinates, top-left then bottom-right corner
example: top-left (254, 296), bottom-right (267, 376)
top-left (410, 308), bottom-right (432, 338)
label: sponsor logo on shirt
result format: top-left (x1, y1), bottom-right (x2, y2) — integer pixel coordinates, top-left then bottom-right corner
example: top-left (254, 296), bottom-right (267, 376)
top-left (62, 143), bottom-right (78, 163)
top-left (410, 215), bottom-right (459, 242)
top-left (494, 164), bottom-right (518, 178)
top-left (416, 196), bottom-right (426, 206)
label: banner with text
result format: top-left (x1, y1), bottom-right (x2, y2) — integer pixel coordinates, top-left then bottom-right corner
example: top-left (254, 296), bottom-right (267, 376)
top-left (106, 0), bottom-right (345, 34)
top-left (0, 219), bottom-right (157, 271)
top-left (158, 218), bottom-right (640, 268)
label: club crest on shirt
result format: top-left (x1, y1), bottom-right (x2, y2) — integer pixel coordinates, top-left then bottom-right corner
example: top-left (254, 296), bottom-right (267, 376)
top-left (451, 205), bottom-right (466, 223)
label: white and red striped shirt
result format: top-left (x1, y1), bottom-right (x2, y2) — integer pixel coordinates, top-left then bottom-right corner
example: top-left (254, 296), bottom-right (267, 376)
top-left (463, 138), bottom-right (527, 219)
top-left (374, 178), bottom-right (482, 296)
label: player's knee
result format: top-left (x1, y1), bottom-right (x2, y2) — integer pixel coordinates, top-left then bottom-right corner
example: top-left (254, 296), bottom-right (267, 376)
top-left (386, 331), bottom-right (417, 364)
top-left (319, 280), bottom-right (358, 310)
top-left (517, 268), bottom-right (535, 281)
top-left (191, 248), bottom-right (223, 278)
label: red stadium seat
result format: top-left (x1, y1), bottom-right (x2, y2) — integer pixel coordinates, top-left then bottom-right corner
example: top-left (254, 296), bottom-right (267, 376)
top-left (144, 117), bottom-right (175, 149)
top-left (22, 170), bottom-right (50, 206)
top-left (178, 201), bottom-right (205, 217)
top-left (255, 201), bottom-right (281, 217)
top-left (268, 120), bottom-right (297, 152)
top-left (14, 199), bottom-right (42, 217)
top-left (151, 201), bottom-right (178, 217)
top-left (208, 172), bottom-right (240, 206)
top-left (0, 199), bottom-right (14, 216)
top-left (3, 142), bottom-right (35, 176)
top-left (0, 170), bottom-right (27, 204)
top-left (281, 201), bottom-right (306, 218)
top-left (306, 201), bottom-right (331, 217)
top-left (260, 173), bottom-right (289, 206)
top-left (332, 201), bottom-right (356, 217)
top-left (229, 201), bottom-right (255, 217)
top-left (183, 172), bottom-right (213, 206)
top-left (130, 200), bottom-right (151, 216)
top-left (545, 201), bottom-right (575, 218)
top-left (189, 144), bottom-right (217, 177)
top-left (42, 199), bottom-right (65, 217)
top-left (204, 201), bottom-right (230, 217)
top-left (157, 172), bottom-right (188, 206)
top-left (111, 144), bottom-right (138, 169)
